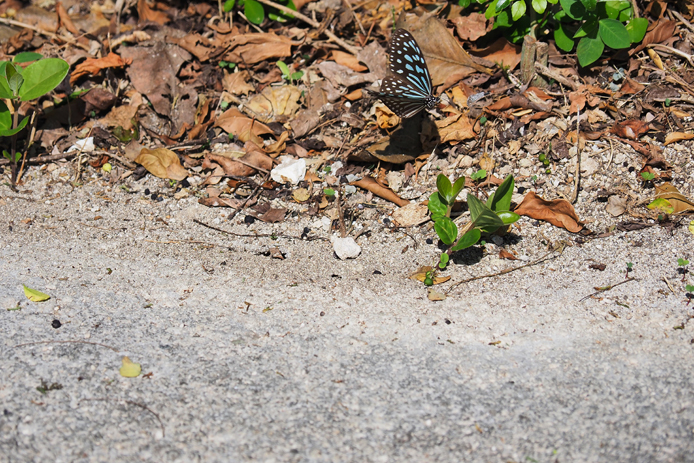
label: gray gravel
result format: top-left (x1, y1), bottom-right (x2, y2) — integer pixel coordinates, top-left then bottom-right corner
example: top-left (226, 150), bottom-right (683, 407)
top-left (1, 162), bottom-right (693, 463)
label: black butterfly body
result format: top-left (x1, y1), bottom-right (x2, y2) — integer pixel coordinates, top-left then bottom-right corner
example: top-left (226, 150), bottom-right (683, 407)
top-left (376, 28), bottom-right (440, 118)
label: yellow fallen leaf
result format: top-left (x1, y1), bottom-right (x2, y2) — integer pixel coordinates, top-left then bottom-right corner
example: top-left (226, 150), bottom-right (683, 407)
top-left (134, 147), bottom-right (188, 181)
top-left (427, 289), bottom-right (446, 301)
top-left (647, 197), bottom-right (674, 214)
top-left (119, 356), bottom-right (141, 377)
top-left (292, 188), bottom-right (310, 202)
top-left (23, 285), bottom-right (50, 302)
top-left (689, 220), bottom-right (694, 235)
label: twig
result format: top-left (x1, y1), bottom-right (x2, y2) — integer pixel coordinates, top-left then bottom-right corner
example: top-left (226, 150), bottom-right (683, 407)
top-left (0, 150), bottom-right (79, 166)
top-left (337, 185), bottom-right (346, 238)
top-left (254, 0), bottom-right (360, 55)
top-left (571, 107), bottom-right (581, 204)
top-left (672, 10), bottom-right (694, 34)
top-left (579, 277), bottom-right (637, 302)
top-left (0, 17), bottom-right (91, 51)
top-left (534, 63), bottom-right (580, 91)
top-left (446, 244), bottom-right (566, 294)
top-left (79, 398), bottom-right (165, 438)
top-left (14, 340), bottom-right (120, 352)
top-left (193, 218), bottom-right (329, 241)
top-left (228, 171), bottom-right (270, 221)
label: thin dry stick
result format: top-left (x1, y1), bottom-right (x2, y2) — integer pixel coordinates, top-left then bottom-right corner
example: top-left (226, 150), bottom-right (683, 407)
top-left (446, 244), bottom-right (566, 294)
top-left (79, 398), bottom-right (165, 438)
top-left (571, 107), bottom-right (581, 204)
top-left (534, 63), bottom-right (580, 91)
top-left (671, 10), bottom-right (694, 34)
top-left (647, 44), bottom-right (694, 67)
top-left (579, 277), bottom-right (637, 302)
top-left (0, 17), bottom-right (90, 51)
top-left (227, 170), bottom-right (271, 221)
top-left (14, 340), bottom-right (120, 352)
top-left (193, 218), bottom-right (329, 241)
top-left (254, 0), bottom-right (360, 55)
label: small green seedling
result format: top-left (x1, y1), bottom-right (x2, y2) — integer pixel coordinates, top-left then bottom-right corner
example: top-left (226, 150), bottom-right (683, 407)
top-left (678, 258), bottom-right (690, 282)
top-left (427, 174), bottom-right (520, 274)
top-left (538, 153), bottom-right (550, 166)
top-left (470, 169), bottom-right (487, 182)
top-left (0, 55), bottom-right (69, 184)
top-left (277, 61), bottom-right (304, 83)
top-left (641, 172), bottom-right (655, 181)
top-left (218, 61), bottom-right (237, 70)
top-left (224, 0), bottom-right (296, 24)
top-left (625, 262), bottom-right (633, 278)
top-left (323, 188), bottom-right (335, 197)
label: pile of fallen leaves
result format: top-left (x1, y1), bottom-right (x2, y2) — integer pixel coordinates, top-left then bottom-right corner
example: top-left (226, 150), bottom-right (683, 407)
top-left (0, 0), bottom-right (693, 232)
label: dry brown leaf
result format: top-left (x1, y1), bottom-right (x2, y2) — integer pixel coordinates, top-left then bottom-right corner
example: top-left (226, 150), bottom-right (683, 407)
top-left (70, 52), bottom-right (132, 84)
top-left (610, 120), bottom-right (650, 140)
top-left (134, 147), bottom-right (188, 180)
top-left (246, 85), bottom-right (302, 123)
top-left (664, 132), bottom-right (694, 145)
top-left (215, 108), bottom-right (274, 142)
top-left (436, 114), bottom-right (476, 143)
top-left (632, 19), bottom-right (676, 54)
top-left (351, 177), bottom-right (409, 207)
top-left (474, 38), bottom-right (521, 71)
top-left (137, 0), bottom-right (170, 24)
top-left (375, 104), bottom-right (400, 129)
top-left (169, 33), bottom-right (214, 61)
top-left (451, 13), bottom-right (492, 41)
top-left (330, 51), bottom-right (368, 72)
top-left (409, 266), bottom-right (451, 285)
top-left (223, 70), bottom-right (254, 96)
top-left (220, 33), bottom-right (293, 65)
top-left (514, 191), bottom-right (583, 233)
top-left (499, 249), bottom-right (517, 260)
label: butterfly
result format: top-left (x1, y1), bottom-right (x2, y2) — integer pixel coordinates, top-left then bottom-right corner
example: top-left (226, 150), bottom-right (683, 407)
top-left (375, 28), bottom-right (440, 118)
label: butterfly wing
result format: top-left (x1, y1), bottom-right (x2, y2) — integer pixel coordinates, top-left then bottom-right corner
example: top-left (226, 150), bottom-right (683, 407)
top-left (374, 28), bottom-right (438, 118)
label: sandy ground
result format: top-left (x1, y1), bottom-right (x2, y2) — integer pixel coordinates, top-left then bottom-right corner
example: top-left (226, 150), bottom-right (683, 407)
top-left (1, 160), bottom-right (693, 462)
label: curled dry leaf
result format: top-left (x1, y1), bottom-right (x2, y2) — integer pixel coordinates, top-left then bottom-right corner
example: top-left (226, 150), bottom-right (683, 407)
top-left (610, 120), bottom-right (650, 140)
top-left (654, 183), bottom-right (694, 213)
top-left (409, 266), bottom-right (451, 285)
top-left (514, 191), bottom-right (583, 233)
top-left (664, 132), bottom-right (694, 145)
top-left (330, 50), bottom-right (368, 72)
top-left (134, 147), bottom-right (188, 180)
top-left (70, 52), bottom-right (132, 84)
top-left (351, 177), bottom-right (409, 207)
top-left (452, 13), bottom-right (492, 41)
top-left (215, 107), bottom-right (274, 143)
top-left (375, 104), bottom-right (400, 129)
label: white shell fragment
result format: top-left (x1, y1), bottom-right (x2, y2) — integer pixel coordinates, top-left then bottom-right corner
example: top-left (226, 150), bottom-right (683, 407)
top-left (271, 157), bottom-right (306, 184)
top-left (332, 236), bottom-right (361, 259)
top-left (66, 137), bottom-right (95, 153)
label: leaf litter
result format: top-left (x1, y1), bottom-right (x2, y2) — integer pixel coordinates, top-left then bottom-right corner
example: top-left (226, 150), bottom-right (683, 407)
top-left (0, 0), bottom-right (692, 291)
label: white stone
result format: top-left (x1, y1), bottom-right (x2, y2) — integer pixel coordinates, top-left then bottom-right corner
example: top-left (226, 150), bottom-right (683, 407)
top-left (332, 236), bottom-right (361, 259)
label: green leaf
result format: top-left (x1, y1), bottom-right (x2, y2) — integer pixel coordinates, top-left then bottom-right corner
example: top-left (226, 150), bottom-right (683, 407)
top-left (560, 0), bottom-right (586, 20)
top-left (323, 188), bottom-right (335, 196)
top-left (23, 284), bottom-right (50, 302)
top-left (601, 0), bottom-right (631, 19)
top-left (13, 52), bottom-right (43, 63)
top-left (19, 58), bottom-right (69, 101)
top-left (277, 60), bottom-right (291, 78)
top-left (439, 253), bottom-right (449, 269)
top-left (485, 0), bottom-right (500, 18)
top-left (244, 0), bottom-right (265, 24)
top-left (497, 210), bottom-right (520, 225)
top-left (511, 1), bottom-right (526, 21)
top-left (532, 0), bottom-right (547, 13)
top-left (434, 217), bottom-right (458, 245)
top-left (268, 0), bottom-right (295, 21)
top-left (599, 19), bottom-right (631, 49)
top-left (436, 174), bottom-right (453, 203)
top-left (223, 0), bottom-right (236, 12)
top-left (678, 258), bottom-right (690, 267)
top-left (0, 114), bottom-right (29, 137)
top-left (576, 35), bottom-right (604, 66)
top-left (451, 228), bottom-right (481, 252)
top-left (468, 194), bottom-right (504, 232)
top-left (573, 16), bottom-right (598, 39)
top-left (451, 177), bottom-right (465, 201)
top-left (428, 192), bottom-right (447, 221)
top-left (0, 100), bottom-right (11, 131)
top-left (5, 62), bottom-right (23, 96)
top-left (580, 0), bottom-right (596, 11)
top-left (487, 175), bottom-right (514, 213)
top-left (626, 17), bottom-right (648, 43)
top-left (554, 23), bottom-right (575, 52)
top-left (686, 284), bottom-right (694, 292)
